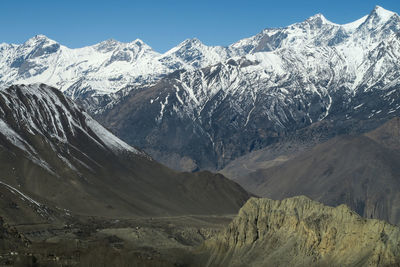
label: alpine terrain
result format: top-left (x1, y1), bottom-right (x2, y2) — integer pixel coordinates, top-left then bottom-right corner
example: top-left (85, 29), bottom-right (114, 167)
top-left (0, 4), bottom-right (400, 267)
top-left (0, 83), bottom-right (250, 219)
top-left (96, 6), bottom-right (400, 170)
top-left (1, 6), bottom-right (400, 171)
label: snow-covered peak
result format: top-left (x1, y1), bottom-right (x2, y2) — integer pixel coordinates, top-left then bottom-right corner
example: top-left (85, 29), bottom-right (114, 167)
top-left (304, 13), bottom-right (337, 26)
top-left (93, 38), bottom-right (155, 54)
top-left (0, 35), bottom-right (168, 98)
top-left (372, 5), bottom-right (397, 21)
top-left (26, 34), bottom-right (54, 42)
top-left (94, 38), bottom-right (123, 52)
top-left (302, 6), bottom-right (397, 31)
top-left (164, 38), bottom-right (205, 55)
top-left (230, 6), bottom-right (400, 54)
top-left (23, 34), bottom-right (59, 47)
top-left (98, 38), bottom-right (120, 45)
top-left (130, 39), bottom-right (157, 54)
top-left (130, 38), bottom-right (147, 47)
top-left (160, 38), bottom-right (234, 71)
top-left (360, 5), bottom-right (398, 30)
top-left (180, 38), bottom-right (203, 46)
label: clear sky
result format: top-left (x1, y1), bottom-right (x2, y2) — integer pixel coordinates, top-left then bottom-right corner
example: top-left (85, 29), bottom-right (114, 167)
top-left (1, 0), bottom-right (399, 52)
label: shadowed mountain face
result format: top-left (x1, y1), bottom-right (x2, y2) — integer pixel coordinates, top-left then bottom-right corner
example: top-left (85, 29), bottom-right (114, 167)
top-left (220, 118), bottom-right (392, 181)
top-left (0, 84), bottom-right (250, 220)
top-left (366, 117), bottom-right (400, 152)
top-left (234, 118), bottom-right (400, 225)
top-left (202, 196), bottom-right (400, 267)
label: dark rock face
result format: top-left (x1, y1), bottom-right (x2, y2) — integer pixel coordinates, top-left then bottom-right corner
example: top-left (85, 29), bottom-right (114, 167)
top-left (96, 55), bottom-right (400, 171)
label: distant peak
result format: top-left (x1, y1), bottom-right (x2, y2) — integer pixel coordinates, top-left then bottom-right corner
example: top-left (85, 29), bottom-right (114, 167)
top-left (26, 34), bottom-right (55, 43)
top-left (24, 34), bottom-right (58, 46)
top-left (339, 6), bottom-right (397, 31)
top-left (101, 38), bottom-right (120, 44)
top-left (33, 34), bottom-right (49, 40)
top-left (369, 5), bottom-right (396, 20)
top-left (129, 39), bottom-right (154, 51)
top-left (309, 13), bottom-right (325, 20)
top-left (132, 38), bottom-right (144, 44)
top-left (163, 38), bottom-right (204, 56)
top-left (305, 13), bottom-right (336, 26)
top-left (95, 38), bottom-right (122, 52)
top-left (181, 38), bottom-right (203, 46)
top-left (374, 5), bottom-right (389, 12)
top-left (131, 38), bottom-right (149, 47)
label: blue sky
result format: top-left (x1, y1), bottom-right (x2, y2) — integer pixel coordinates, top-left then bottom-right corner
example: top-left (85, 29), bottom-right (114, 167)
top-left (1, 0), bottom-right (399, 52)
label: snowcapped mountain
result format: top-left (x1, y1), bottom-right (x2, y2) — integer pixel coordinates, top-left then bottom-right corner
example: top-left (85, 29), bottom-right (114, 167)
top-left (161, 38), bottom-right (236, 70)
top-left (1, 6), bottom-right (399, 171)
top-left (0, 34), bottom-right (240, 101)
top-left (97, 6), bottom-right (400, 171)
top-left (0, 36), bottom-right (164, 98)
top-left (231, 6), bottom-right (398, 53)
top-left (0, 7), bottom-right (398, 105)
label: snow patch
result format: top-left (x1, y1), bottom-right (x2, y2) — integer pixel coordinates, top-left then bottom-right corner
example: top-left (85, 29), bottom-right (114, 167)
top-left (0, 180), bottom-right (41, 207)
top-left (354, 103), bottom-right (364, 110)
top-left (156, 94), bottom-right (170, 122)
top-left (84, 114), bottom-right (141, 154)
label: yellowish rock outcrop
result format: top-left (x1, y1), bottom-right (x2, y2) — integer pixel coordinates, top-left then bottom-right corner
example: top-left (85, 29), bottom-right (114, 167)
top-left (203, 196), bottom-right (400, 267)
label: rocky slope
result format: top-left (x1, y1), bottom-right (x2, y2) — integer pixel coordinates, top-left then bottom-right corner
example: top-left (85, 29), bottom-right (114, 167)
top-left (97, 6), bottom-right (400, 170)
top-left (233, 118), bottom-right (400, 225)
top-left (220, 117), bottom-right (393, 180)
top-left (0, 216), bottom-right (30, 251)
top-left (202, 196), bottom-right (400, 267)
top-left (366, 117), bottom-right (400, 151)
top-left (0, 83), bottom-right (250, 219)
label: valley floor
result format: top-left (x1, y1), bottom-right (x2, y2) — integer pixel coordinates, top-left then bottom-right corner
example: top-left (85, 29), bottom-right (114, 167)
top-left (0, 214), bottom-right (233, 267)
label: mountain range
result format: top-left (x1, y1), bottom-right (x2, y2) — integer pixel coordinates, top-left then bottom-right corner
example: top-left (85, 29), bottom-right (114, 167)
top-left (1, 7), bottom-right (400, 171)
top-left (96, 6), bottom-right (400, 170)
top-left (0, 34), bottom-right (239, 100)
